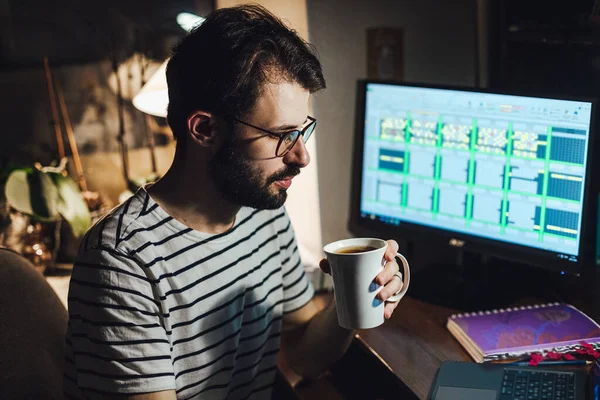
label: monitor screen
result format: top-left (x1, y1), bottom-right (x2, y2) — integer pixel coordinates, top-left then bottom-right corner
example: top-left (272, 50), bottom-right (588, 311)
top-left (353, 81), bottom-right (597, 271)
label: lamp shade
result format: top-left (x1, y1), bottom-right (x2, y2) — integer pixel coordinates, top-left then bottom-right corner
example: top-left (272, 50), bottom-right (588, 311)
top-left (132, 60), bottom-right (168, 118)
top-left (177, 12), bottom-right (206, 32)
top-left (132, 13), bottom-right (205, 118)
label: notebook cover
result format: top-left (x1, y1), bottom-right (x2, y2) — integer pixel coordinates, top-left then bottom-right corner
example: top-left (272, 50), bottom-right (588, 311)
top-left (448, 303), bottom-right (600, 357)
top-left (447, 320), bottom-right (485, 362)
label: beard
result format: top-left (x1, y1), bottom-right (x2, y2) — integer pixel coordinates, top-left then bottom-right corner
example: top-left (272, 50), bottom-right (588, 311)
top-left (209, 140), bottom-right (301, 210)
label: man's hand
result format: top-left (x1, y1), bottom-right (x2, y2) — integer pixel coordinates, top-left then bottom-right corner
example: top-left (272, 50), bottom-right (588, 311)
top-left (319, 239), bottom-right (403, 320)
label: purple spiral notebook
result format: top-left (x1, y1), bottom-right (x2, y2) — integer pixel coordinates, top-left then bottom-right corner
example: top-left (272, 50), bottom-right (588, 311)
top-left (446, 303), bottom-right (600, 362)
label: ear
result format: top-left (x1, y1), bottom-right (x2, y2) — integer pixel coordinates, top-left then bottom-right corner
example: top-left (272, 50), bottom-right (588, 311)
top-left (187, 110), bottom-right (218, 147)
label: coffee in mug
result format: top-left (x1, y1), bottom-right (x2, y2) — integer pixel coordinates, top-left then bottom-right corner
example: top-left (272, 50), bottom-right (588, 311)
top-left (335, 245), bottom-right (377, 254)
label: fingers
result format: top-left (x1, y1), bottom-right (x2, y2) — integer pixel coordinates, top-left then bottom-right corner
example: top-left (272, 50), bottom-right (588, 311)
top-left (319, 258), bottom-right (331, 274)
top-left (376, 256), bottom-right (399, 286)
top-left (377, 271), bottom-right (403, 302)
top-left (384, 239), bottom-right (399, 262)
top-left (384, 301), bottom-right (399, 319)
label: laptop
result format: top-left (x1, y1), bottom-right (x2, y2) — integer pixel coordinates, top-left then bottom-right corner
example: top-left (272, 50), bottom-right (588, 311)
top-left (429, 361), bottom-right (588, 400)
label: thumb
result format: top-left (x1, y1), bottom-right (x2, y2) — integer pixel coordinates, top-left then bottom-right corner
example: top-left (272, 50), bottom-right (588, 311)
top-left (319, 258), bottom-right (331, 274)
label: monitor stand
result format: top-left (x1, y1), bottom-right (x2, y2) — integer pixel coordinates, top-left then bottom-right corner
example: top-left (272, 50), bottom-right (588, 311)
top-left (407, 249), bottom-right (563, 312)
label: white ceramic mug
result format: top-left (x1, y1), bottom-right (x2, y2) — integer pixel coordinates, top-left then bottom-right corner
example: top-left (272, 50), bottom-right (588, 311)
top-left (323, 238), bottom-right (410, 329)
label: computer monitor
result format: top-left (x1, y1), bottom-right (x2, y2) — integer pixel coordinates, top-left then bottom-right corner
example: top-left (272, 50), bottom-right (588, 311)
top-left (349, 80), bottom-right (599, 276)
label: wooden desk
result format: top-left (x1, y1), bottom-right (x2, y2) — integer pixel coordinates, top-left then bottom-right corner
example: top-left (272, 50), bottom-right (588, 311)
top-left (356, 296), bottom-right (467, 399)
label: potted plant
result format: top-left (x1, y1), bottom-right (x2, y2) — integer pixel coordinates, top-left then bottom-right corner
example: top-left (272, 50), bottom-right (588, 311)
top-left (2, 159), bottom-right (91, 273)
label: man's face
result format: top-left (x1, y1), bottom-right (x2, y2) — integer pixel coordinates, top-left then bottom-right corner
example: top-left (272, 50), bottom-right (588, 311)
top-left (209, 80), bottom-right (311, 210)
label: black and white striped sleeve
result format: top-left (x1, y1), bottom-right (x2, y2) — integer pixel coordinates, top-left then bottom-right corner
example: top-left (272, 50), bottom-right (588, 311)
top-left (65, 247), bottom-right (175, 396)
top-left (278, 209), bottom-right (315, 314)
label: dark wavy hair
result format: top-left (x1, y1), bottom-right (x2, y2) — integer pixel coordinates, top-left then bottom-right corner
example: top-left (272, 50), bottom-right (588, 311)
top-left (166, 4), bottom-right (326, 144)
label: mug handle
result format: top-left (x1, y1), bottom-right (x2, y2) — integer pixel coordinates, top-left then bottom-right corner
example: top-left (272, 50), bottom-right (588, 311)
top-left (385, 253), bottom-right (410, 303)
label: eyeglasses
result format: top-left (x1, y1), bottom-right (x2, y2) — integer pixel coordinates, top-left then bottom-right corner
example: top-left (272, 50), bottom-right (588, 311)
top-left (233, 116), bottom-right (317, 157)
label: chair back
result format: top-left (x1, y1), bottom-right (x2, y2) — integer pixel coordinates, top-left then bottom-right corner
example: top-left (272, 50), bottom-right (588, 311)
top-left (0, 248), bottom-right (68, 400)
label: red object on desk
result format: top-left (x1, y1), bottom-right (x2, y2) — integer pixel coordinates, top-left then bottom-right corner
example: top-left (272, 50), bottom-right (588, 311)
top-left (528, 353), bottom-right (544, 366)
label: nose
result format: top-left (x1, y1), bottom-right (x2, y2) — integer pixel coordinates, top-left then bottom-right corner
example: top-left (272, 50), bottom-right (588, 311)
top-left (283, 137), bottom-right (310, 168)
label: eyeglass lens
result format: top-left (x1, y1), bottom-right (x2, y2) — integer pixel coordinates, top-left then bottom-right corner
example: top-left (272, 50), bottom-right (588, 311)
top-left (277, 121), bottom-right (316, 157)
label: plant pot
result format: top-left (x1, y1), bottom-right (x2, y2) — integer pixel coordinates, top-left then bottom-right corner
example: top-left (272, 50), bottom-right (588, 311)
top-left (0, 206), bottom-right (60, 274)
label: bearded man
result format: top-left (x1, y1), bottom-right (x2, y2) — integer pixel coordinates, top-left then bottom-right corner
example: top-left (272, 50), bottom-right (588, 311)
top-left (64, 5), bottom-right (404, 400)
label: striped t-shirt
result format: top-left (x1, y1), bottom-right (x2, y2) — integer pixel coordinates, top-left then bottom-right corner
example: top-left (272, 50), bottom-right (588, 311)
top-left (63, 187), bottom-right (314, 399)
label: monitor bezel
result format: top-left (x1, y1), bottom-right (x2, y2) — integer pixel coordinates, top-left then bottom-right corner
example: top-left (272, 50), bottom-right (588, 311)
top-left (348, 79), bottom-right (599, 275)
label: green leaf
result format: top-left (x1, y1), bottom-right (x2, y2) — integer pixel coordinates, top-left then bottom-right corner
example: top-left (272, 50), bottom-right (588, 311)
top-left (0, 165), bottom-right (31, 186)
top-left (4, 170), bottom-right (32, 213)
top-left (29, 169), bottom-right (60, 220)
top-left (48, 172), bottom-right (91, 237)
top-left (5, 169), bottom-right (59, 221)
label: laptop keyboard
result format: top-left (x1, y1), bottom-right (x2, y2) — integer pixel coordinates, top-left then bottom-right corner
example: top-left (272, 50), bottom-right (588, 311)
top-left (500, 368), bottom-right (577, 400)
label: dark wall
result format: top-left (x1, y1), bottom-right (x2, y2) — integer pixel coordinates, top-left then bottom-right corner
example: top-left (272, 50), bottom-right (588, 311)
top-left (485, 0), bottom-right (600, 96)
